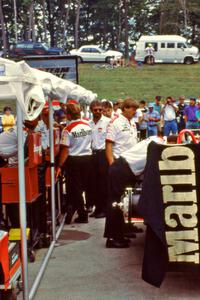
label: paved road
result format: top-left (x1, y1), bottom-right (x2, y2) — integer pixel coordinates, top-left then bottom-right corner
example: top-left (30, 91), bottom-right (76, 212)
top-left (20, 218), bottom-right (200, 300)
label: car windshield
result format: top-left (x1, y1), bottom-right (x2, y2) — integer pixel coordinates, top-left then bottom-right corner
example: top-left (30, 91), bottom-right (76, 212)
top-left (186, 41), bottom-right (192, 48)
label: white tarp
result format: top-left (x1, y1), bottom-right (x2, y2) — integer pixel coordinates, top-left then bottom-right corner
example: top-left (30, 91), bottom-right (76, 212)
top-left (0, 58), bottom-right (97, 120)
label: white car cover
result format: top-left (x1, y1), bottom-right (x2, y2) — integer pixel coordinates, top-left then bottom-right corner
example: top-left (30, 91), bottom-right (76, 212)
top-left (0, 58), bottom-right (97, 120)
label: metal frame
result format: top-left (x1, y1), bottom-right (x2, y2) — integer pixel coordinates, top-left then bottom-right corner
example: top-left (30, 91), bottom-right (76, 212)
top-left (0, 94), bottom-right (66, 300)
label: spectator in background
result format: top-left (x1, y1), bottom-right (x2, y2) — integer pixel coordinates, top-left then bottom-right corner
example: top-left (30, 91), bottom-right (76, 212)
top-left (132, 105), bottom-right (143, 131)
top-left (176, 96), bottom-right (187, 132)
top-left (196, 101), bottom-right (200, 128)
top-left (138, 100), bottom-right (148, 140)
top-left (145, 43), bottom-right (155, 65)
top-left (54, 103), bottom-right (66, 123)
top-left (162, 96), bottom-right (178, 136)
top-left (145, 103), bottom-right (160, 137)
top-left (184, 97), bottom-right (198, 129)
top-left (2, 106), bottom-right (15, 132)
top-left (153, 95), bottom-right (163, 135)
top-left (102, 101), bottom-right (113, 119)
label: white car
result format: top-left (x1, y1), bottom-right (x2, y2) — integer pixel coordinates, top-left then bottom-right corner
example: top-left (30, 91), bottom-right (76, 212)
top-left (70, 45), bottom-right (123, 62)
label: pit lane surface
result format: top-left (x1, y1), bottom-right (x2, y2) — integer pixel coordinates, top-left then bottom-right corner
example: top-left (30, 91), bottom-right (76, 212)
top-left (19, 218), bottom-right (200, 300)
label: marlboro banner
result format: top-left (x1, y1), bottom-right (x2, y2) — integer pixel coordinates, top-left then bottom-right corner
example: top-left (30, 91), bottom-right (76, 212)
top-left (138, 141), bottom-right (200, 287)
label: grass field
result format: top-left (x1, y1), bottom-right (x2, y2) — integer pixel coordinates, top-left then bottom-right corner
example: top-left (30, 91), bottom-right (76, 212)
top-left (1, 62), bottom-right (200, 114)
top-left (79, 63), bottom-right (200, 102)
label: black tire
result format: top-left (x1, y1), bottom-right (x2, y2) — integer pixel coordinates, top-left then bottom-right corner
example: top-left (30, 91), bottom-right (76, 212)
top-left (77, 56), bottom-right (83, 63)
top-left (184, 57), bottom-right (194, 65)
top-left (105, 56), bottom-right (112, 63)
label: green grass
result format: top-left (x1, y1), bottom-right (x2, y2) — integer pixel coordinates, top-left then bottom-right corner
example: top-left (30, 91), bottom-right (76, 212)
top-left (1, 62), bottom-right (200, 114)
top-left (79, 63), bottom-right (200, 102)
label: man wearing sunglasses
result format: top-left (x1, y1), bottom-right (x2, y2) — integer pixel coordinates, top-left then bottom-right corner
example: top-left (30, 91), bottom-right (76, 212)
top-left (88, 100), bottom-right (111, 218)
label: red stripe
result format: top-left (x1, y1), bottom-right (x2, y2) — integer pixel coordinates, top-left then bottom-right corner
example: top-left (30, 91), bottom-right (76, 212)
top-left (65, 121), bottom-right (90, 132)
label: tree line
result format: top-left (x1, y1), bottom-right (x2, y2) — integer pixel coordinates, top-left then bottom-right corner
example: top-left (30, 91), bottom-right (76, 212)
top-left (0, 0), bottom-right (200, 57)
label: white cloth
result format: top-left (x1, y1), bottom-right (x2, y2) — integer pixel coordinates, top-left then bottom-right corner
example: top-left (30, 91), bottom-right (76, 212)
top-left (89, 115), bottom-right (110, 150)
top-left (0, 127), bottom-right (27, 165)
top-left (121, 136), bottom-right (165, 176)
top-left (35, 120), bottom-right (49, 150)
top-left (0, 58), bottom-right (97, 121)
top-left (163, 104), bottom-right (177, 121)
top-left (60, 119), bottom-right (92, 156)
top-left (106, 114), bottom-right (138, 158)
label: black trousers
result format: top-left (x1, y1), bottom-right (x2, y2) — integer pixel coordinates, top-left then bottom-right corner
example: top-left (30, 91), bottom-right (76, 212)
top-left (104, 157), bottom-right (136, 239)
top-left (65, 155), bottom-right (92, 215)
top-left (89, 150), bottom-right (109, 213)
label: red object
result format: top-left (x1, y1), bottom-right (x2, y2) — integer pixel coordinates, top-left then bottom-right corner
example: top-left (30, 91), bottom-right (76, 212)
top-left (28, 132), bottom-right (42, 168)
top-left (67, 99), bottom-right (78, 105)
top-left (46, 128), bottom-right (60, 161)
top-left (0, 231), bottom-right (21, 290)
top-left (0, 132), bottom-right (42, 203)
top-left (0, 232), bottom-right (10, 289)
top-left (177, 129), bottom-right (198, 144)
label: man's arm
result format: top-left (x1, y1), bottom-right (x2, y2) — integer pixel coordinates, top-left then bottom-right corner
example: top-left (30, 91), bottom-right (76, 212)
top-left (56, 145), bottom-right (69, 177)
top-left (105, 141), bottom-right (114, 166)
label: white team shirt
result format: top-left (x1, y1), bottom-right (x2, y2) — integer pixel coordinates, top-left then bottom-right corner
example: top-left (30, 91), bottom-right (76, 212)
top-left (60, 119), bottom-right (92, 156)
top-left (121, 136), bottom-right (165, 176)
top-left (0, 127), bottom-right (27, 165)
top-left (106, 114), bottom-right (138, 158)
top-left (89, 115), bottom-right (110, 150)
top-left (132, 108), bottom-right (143, 123)
top-left (163, 104), bottom-right (177, 121)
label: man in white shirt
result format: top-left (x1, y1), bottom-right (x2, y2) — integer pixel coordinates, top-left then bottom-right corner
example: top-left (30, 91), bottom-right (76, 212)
top-left (57, 103), bottom-right (93, 224)
top-left (162, 96), bottom-right (178, 136)
top-left (89, 100), bottom-right (110, 218)
top-left (104, 136), bottom-right (165, 248)
top-left (105, 98), bottom-right (139, 248)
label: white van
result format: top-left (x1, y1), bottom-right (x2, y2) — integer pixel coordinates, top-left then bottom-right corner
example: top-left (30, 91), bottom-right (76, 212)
top-left (135, 35), bottom-right (199, 64)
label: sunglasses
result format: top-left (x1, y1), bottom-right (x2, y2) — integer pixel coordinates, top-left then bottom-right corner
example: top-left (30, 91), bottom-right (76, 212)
top-left (93, 108), bottom-right (102, 112)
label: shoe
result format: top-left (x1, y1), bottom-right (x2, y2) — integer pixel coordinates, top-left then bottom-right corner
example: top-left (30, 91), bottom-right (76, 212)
top-left (89, 211), bottom-right (96, 217)
top-left (106, 238), bottom-right (130, 248)
top-left (95, 212), bottom-right (106, 218)
top-left (131, 225), bottom-right (143, 233)
top-left (124, 232), bottom-right (136, 239)
top-left (74, 216), bottom-right (88, 223)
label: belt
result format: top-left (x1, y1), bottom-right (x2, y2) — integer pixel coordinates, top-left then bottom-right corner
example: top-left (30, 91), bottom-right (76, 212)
top-left (92, 149), bottom-right (105, 154)
top-left (165, 119), bottom-right (176, 122)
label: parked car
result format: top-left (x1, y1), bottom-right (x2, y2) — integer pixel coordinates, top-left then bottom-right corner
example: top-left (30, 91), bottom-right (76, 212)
top-left (135, 35), bottom-right (199, 64)
top-left (10, 41), bottom-right (65, 57)
top-left (69, 45), bottom-right (123, 62)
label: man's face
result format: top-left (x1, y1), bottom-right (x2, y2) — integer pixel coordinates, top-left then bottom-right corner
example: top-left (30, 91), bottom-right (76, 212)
top-left (102, 107), bottom-right (112, 118)
top-left (123, 106), bottom-right (137, 120)
top-left (149, 107), bottom-right (153, 113)
top-left (190, 99), bottom-right (196, 106)
top-left (92, 105), bottom-right (103, 118)
top-left (179, 98), bottom-right (185, 104)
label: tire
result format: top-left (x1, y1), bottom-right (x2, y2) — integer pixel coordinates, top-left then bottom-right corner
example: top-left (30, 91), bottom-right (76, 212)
top-left (105, 64), bottom-right (113, 70)
top-left (184, 57), bottom-right (194, 65)
top-left (93, 64), bottom-right (101, 70)
top-left (77, 56), bottom-right (83, 63)
top-left (105, 56), bottom-right (112, 63)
